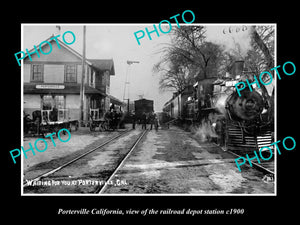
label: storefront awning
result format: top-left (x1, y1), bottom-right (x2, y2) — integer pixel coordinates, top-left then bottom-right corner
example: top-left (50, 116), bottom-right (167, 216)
top-left (108, 95), bottom-right (124, 106)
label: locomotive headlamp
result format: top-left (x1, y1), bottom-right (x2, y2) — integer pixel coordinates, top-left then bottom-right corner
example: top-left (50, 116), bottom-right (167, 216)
top-left (227, 89), bottom-right (263, 121)
top-left (245, 99), bottom-right (256, 110)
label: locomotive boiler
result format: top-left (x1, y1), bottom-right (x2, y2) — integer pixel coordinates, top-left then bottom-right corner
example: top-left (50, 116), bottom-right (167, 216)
top-left (212, 81), bottom-right (274, 154)
top-left (163, 60), bottom-right (275, 156)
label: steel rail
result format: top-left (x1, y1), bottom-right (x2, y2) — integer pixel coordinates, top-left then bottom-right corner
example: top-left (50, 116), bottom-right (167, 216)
top-left (96, 129), bottom-right (149, 194)
top-left (212, 142), bottom-right (275, 176)
top-left (227, 148), bottom-right (275, 175)
top-left (23, 129), bottom-right (131, 187)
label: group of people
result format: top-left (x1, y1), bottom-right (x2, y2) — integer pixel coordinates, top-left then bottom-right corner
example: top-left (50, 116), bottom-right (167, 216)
top-left (131, 111), bottom-right (159, 131)
top-left (104, 105), bottom-right (125, 130)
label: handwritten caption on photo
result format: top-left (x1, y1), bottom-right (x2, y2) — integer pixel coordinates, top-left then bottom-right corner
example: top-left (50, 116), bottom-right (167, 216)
top-left (25, 178), bottom-right (128, 187)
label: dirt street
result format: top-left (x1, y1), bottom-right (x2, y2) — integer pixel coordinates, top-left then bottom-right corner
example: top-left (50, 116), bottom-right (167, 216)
top-left (104, 126), bottom-right (274, 194)
top-left (23, 127), bottom-right (123, 181)
top-left (23, 125), bottom-right (274, 195)
top-left (23, 128), bottom-right (142, 194)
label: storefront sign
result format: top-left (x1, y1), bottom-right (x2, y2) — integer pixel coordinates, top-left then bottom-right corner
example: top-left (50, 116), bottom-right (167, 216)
top-left (36, 84), bottom-right (65, 89)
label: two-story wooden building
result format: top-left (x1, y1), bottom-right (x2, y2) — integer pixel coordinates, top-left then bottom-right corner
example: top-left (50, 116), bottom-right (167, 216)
top-left (23, 35), bottom-right (116, 124)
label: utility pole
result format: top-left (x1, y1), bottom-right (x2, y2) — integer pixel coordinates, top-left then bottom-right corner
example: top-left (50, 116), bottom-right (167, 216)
top-left (80, 25), bottom-right (86, 126)
top-left (123, 60), bottom-right (139, 115)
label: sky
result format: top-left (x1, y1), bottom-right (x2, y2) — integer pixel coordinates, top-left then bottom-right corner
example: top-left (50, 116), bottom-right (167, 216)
top-left (23, 24), bottom-right (173, 111)
top-left (22, 24), bottom-right (269, 111)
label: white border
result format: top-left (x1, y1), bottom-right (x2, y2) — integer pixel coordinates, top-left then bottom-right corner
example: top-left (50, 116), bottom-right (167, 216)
top-left (21, 23), bottom-right (277, 196)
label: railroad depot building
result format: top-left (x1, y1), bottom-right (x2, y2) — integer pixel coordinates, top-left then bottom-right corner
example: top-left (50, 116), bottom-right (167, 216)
top-left (23, 35), bottom-right (119, 124)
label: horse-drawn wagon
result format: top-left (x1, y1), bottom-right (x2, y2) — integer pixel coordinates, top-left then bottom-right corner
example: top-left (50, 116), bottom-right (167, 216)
top-left (24, 108), bottom-right (79, 137)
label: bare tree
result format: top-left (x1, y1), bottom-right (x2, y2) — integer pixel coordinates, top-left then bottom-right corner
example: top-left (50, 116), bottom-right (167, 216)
top-left (153, 26), bottom-right (223, 92)
top-left (250, 25), bottom-right (275, 70)
top-left (245, 25), bottom-right (275, 100)
top-left (153, 49), bottom-right (195, 92)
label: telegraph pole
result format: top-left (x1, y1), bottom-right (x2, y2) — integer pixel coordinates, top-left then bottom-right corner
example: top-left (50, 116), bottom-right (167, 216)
top-left (80, 25), bottom-right (86, 126)
top-left (123, 60), bottom-right (139, 115)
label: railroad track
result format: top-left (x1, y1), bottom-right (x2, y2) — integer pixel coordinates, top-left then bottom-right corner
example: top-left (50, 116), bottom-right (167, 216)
top-left (23, 129), bottom-right (149, 194)
top-left (227, 149), bottom-right (275, 176)
top-left (183, 126), bottom-right (275, 178)
top-left (95, 129), bottom-right (148, 194)
top-left (23, 129), bottom-right (132, 188)
top-left (210, 142), bottom-right (275, 182)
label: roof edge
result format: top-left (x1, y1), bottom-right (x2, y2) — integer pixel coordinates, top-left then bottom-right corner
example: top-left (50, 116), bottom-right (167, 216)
top-left (24, 35), bottom-right (92, 66)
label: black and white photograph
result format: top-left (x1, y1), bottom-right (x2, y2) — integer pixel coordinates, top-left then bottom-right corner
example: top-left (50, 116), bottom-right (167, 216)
top-left (3, 4), bottom-right (299, 221)
top-left (21, 23), bottom-right (276, 195)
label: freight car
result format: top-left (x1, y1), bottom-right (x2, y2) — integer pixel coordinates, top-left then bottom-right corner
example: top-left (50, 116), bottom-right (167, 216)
top-left (134, 98), bottom-right (154, 123)
top-left (163, 85), bottom-right (194, 121)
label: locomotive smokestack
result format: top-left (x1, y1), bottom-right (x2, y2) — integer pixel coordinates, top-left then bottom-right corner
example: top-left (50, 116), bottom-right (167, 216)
top-left (228, 60), bottom-right (244, 79)
top-left (232, 60), bottom-right (244, 78)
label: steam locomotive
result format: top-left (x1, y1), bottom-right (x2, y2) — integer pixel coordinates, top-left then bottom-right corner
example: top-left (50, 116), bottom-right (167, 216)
top-left (163, 61), bottom-right (274, 156)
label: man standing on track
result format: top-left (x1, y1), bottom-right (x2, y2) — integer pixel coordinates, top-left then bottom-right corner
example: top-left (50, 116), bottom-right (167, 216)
top-left (141, 112), bottom-right (147, 130)
top-left (154, 113), bottom-right (159, 131)
top-left (131, 111), bottom-right (136, 129)
top-left (149, 111), bottom-right (154, 130)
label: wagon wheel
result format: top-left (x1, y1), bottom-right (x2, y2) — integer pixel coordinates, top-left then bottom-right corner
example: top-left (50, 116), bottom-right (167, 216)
top-left (101, 121), bottom-right (108, 131)
top-left (54, 127), bottom-right (60, 137)
top-left (90, 123), bottom-right (96, 132)
top-left (39, 125), bottom-right (46, 137)
top-left (98, 122), bottom-right (104, 132)
top-left (40, 129), bottom-right (46, 138)
top-left (95, 122), bottom-right (100, 131)
top-left (75, 121), bottom-right (79, 131)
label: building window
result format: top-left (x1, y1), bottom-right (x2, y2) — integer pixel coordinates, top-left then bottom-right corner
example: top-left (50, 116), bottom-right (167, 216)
top-left (90, 69), bottom-right (95, 88)
top-left (31, 64), bottom-right (43, 82)
top-left (42, 95), bottom-right (65, 110)
top-left (100, 73), bottom-right (105, 86)
top-left (65, 64), bottom-right (77, 83)
top-left (41, 95), bottom-right (66, 122)
top-left (54, 95), bottom-right (65, 109)
top-left (105, 71), bottom-right (110, 86)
